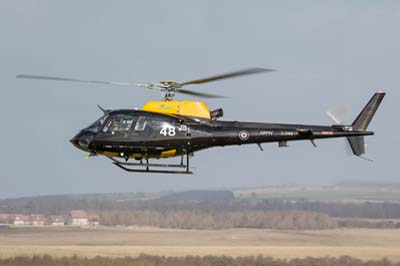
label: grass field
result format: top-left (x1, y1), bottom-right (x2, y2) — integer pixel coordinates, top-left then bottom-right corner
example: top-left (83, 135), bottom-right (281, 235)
top-left (1, 226), bottom-right (400, 261)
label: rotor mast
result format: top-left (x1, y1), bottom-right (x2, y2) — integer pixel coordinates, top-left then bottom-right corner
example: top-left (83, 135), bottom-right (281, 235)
top-left (159, 80), bottom-right (180, 101)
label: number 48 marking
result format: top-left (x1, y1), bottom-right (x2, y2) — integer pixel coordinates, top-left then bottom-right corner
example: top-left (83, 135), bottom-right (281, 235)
top-left (160, 126), bottom-right (176, 136)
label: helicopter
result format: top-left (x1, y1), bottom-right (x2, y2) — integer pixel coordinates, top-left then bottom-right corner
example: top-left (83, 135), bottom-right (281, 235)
top-left (16, 68), bottom-right (385, 174)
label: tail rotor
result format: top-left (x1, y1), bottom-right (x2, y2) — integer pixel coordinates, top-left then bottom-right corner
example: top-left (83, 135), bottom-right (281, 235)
top-left (326, 92), bottom-right (385, 158)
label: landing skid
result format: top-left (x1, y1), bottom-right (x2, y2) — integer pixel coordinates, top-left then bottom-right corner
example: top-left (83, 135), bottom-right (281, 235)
top-left (107, 155), bottom-right (193, 174)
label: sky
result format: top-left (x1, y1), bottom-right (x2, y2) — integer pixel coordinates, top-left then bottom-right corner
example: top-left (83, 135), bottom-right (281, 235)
top-left (0, 1), bottom-right (399, 198)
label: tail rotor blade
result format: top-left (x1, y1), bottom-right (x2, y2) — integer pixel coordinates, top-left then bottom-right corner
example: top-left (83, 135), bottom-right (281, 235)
top-left (325, 106), bottom-right (351, 125)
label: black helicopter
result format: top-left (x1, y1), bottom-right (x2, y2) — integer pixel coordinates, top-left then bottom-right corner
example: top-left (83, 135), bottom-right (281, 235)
top-left (17, 68), bottom-right (385, 174)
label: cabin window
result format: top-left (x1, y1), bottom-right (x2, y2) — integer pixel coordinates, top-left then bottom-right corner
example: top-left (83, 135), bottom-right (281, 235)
top-left (134, 116), bottom-right (147, 131)
top-left (150, 120), bottom-right (175, 131)
top-left (102, 114), bottom-right (135, 133)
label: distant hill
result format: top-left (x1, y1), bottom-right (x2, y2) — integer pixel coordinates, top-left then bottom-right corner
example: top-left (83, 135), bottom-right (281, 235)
top-left (0, 190), bottom-right (235, 214)
top-left (234, 182), bottom-right (400, 202)
top-left (0, 192), bottom-right (163, 214)
top-left (157, 190), bottom-right (234, 203)
top-left (1, 187), bottom-right (400, 220)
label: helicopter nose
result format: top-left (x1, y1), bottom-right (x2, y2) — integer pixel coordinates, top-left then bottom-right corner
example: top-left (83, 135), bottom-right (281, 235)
top-left (70, 131), bottom-right (94, 151)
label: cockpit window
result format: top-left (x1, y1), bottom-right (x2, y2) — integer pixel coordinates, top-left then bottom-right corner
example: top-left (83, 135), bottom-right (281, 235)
top-left (134, 116), bottom-right (147, 131)
top-left (86, 115), bottom-right (108, 133)
top-left (102, 114), bottom-right (135, 134)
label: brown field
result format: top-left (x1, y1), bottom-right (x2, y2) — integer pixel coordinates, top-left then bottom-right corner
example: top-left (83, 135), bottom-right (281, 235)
top-left (1, 226), bottom-right (400, 261)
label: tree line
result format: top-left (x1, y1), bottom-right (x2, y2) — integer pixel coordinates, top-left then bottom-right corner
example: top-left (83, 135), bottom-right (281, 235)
top-left (0, 255), bottom-right (398, 266)
top-left (98, 210), bottom-right (337, 230)
top-left (338, 218), bottom-right (400, 229)
top-left (2, 190), bottom-right (400, 220)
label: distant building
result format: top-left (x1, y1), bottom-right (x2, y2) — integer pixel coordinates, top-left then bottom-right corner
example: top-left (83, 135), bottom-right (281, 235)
top-left (87, 214), bottom-right (100, 226)
top-left (12, 214), bottom-right (30, 225)
top-left (0, 214), bottom-right (11, 224)
top-left (69, 210), bottom-right (88, 226)
top-left (50, 215), bottom-right (65, 226)
top-left (30, 214), bottom-right (46, 226)
top-left (0, 212), bottom-right (96, 226)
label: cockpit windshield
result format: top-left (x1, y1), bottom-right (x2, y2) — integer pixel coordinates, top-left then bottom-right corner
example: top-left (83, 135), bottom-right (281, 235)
top-left (102, 113), bottom-right (135, 134)
top-left (86, 115), bottom-right (108, 133)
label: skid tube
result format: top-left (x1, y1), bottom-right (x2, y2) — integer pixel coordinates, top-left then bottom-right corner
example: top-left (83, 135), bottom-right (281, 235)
top-left (107, 154), bottom-right (193, 174)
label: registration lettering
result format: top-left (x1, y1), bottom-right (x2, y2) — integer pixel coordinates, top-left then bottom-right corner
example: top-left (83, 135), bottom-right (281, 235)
top-left (260, 130), bottom-right (273, 136)
top-left (280, 131), bottom-right (295, 136)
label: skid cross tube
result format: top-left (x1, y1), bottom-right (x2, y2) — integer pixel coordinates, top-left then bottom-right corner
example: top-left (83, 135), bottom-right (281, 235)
top-left (107, 156), bottom-right (193, 174)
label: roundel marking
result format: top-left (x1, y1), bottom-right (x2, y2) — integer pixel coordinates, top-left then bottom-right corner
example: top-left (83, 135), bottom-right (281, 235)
top-left (239, 130), bottom-right (249, 141)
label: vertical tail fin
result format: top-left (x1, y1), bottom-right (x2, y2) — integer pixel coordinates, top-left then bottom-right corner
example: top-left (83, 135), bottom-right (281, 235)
top-left (347, 92), bottom-right (385, 157)
top-left (351, 92), bottom-right (385, 131)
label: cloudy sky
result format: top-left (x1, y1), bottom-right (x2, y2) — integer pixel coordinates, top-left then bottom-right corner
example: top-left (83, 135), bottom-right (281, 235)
top-left (0, 1), bottom-right (399, 198)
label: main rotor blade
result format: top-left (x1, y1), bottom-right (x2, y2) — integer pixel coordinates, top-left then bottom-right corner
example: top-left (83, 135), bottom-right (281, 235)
top-left (176, 88), bottom-right (227, 98)
top-left (179, 67), bottom-right (275, 86)
top-left (16, 74), bottom-right (150, 88)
